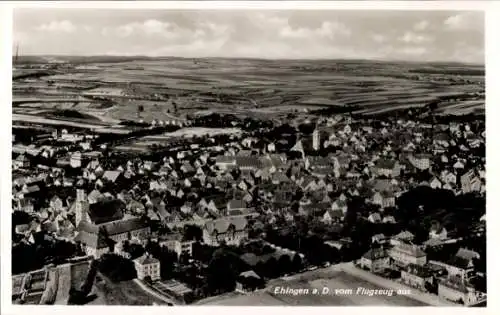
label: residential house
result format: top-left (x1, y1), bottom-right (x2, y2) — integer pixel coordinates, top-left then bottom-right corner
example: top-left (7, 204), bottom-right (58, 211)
top-left (70, 152), bottom-right (83, 168)
top-left (432, 249), bottom-right (478, 281)
top-left (49, 196), bottom-right (65, 212)
top-left (389, 243), bottom-right (427, 267)
top-left (438, 276), bottom-right (479, 305)
top-left (13, 155), bottom-right (30, 169)
top-left (430, 177), bottom-right (442, 189)
top-left (460, 170), bottom-right (481, 193)
top-left (374, 159), bottom-right (401, 178)
top-left (429, 222), bottom-right (448, 240)
top-left (102, 170), bottom-right (122, 184)
top-left (441, 170), bottom-right (457, 185)
top-left (433, 133), bottom-right (450, 147)
top-left (367, 212), bottom-right (382, 223)
top-left (331, 199), bottom-right (348, 214)
top-left (453, 160), bottom-right (465, 170)
top-left (359, 248), bottom-right (388, 273)
top-left (383, 215), bottom-right (396, 224)
top-left (305, 156), bottom-right (332, 171)
top-left (235, 270), bottom-right (265, 293)
top-left (408, 154), bottom-right (431, 171)
top-left (322, 209), bottom-right (344, 224)
top-left (372, 191), bottom-right (395, 208)
top-left (134, 254), bottom-right (161, 281)
top-left (401, 263), bottom-right (433, 291)
top-left (390, 230), bottom-right (415, 245)
top-left (371, 233), bottom-right (387, 244)
top-left (227, 199), bottom-right (249, 217)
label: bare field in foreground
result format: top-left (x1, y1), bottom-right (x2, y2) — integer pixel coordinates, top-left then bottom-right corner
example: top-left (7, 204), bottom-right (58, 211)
top-left (199, 270), bottom-right (427, 306)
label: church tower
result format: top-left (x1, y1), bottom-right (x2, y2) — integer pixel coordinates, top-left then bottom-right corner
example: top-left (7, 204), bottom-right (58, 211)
top-left (75, 189), bottom-right (90, 227)
top-left (312, 127), bottom-right (320, 151)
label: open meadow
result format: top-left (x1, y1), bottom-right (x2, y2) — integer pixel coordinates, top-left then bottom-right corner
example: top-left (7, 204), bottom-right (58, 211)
top-left (198, 270), bottom-right (428, 306)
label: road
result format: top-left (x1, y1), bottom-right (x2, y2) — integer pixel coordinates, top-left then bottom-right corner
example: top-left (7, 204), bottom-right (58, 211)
top-left (133, 279), bottom-right (177, 305)
top-left (12, 113), bottom-right (131, 134)
top-left (339, 262), bottom-right (456, 306)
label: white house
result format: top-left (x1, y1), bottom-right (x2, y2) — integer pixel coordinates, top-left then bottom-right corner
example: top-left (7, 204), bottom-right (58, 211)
top-left (134, 254), bottom-right (161, 281)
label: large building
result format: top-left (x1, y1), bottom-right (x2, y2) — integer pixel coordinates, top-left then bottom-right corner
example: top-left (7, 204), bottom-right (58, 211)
top-left (389, 243), bottom-right (427, 267)
top-left (158, 233), bottom-right (195, 258)
top-left (134, 254), bottom-right (161, 281)
top-left (359, 248), bottom-right (388, 273)
top-left (401, 263), bottom-right (433, 291)
top-left (438, 276), bottom-right (479, 306)
top-left (202, 216), bottom-right (248, 246)
top-left (73, 189), bottom-right (150, 258)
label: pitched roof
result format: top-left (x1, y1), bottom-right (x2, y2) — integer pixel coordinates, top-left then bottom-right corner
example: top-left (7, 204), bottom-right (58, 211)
top-left (393, 243), bottom-right (426, 258)
top-left (326, 209), bottom-right (344, 219)
top-left (368, 213), bottom-right (382, 222)
top-left (439, 276), bottom-right (470, 293)
top-left (372, 179), bottom-right (394, 192)
top-left (228, 199), bottom-right (247, 210)
top-left (88, 199), bottom-right (125, 224)
top-left (375, 159), bottom-right (397, 169)
top-left (404, 263), bottom-right (433, 278)
top-left (239, 270), bottom-right (261, 279)
top-left (215, 156), bottom-right (236, 164)
top-left (240, 253), bottom-right (274, 266)
top-left (456, 248), bottom-right (480, 261)
top-left (134, 254), bottom-right (159, 265)
top-left (87, 189), bottom-right (102, 202)
top-left (24, 185), bottom-right (40, 194)
top-left (15, 154), bottom-right (29, 162)
top-left (307, 156), bottom-right (332, 167)
top-left (204, 216), bottom-right (248, 235)
top-left (236, 156), bottom-right (262, 169)
top-left (394, 230), bottom-right (414, 240)
top-left (102, 170), bottom-right (121, 182)
top-left (74, 229), bottom-right (109, 249)
top-left (434, 133), bottom-right (450, 141)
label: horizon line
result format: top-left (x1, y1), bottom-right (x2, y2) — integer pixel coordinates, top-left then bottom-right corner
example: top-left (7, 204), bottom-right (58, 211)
top-left (13, 54), bottom-right (485, 66)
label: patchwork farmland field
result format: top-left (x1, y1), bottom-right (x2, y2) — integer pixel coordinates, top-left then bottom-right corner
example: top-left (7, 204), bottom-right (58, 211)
top-left (13, 58), bottom-right (484, 123)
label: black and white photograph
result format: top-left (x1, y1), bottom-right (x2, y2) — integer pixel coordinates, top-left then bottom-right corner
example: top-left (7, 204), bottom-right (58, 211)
top-left (2, 1), bottom-right (492, 310)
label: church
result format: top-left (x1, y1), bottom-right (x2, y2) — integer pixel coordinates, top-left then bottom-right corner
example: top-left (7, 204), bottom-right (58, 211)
top-left (73, 189), bottom-right (150, 258)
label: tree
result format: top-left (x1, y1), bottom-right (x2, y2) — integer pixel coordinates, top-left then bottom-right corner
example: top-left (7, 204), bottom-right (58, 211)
top-left (277, 255), bottom-right (292, 275)
top-left (206, 248), bottom-right (239, 294)
top-left (291, 254), bottom-right (303, 272)
top-left (98, 254), bottom-right (137, 282)
top-left (183, 225), bottom-right (203, 242)
top-left (263, 257), bottom-right (279, 279)
top-left (137, 105), bottom-right (144, 117)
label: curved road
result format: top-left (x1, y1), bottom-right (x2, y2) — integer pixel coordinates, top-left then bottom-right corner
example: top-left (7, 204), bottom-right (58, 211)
top-left (133, 279), bottom-right (177, 305)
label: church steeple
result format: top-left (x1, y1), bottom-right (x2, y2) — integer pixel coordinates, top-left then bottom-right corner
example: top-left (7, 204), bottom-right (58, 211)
top-left (312, 124), bottom-right (320, 151)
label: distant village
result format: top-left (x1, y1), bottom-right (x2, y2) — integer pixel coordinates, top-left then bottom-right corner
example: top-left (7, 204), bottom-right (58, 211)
top-left (12, 111), bottom-right (486, 306)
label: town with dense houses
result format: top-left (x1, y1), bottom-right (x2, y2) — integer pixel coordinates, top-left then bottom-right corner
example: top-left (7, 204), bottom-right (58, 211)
top-left (11, 105), bottom-right (486, 306)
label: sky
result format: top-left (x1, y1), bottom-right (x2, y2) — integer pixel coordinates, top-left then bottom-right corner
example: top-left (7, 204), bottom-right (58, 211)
top-left (13, 9), bottom-right (484, 63)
